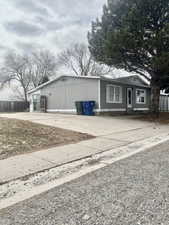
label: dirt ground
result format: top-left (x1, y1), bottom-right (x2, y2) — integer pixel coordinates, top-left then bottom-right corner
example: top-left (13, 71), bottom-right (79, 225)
top-left (134, 112), bottom-right (169, 124)
top-left (0, 117), bottom-right (94, 160)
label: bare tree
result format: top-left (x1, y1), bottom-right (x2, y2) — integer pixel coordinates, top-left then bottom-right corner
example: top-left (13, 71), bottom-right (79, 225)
top-left (30, 50), bottom-right (57, 88)
top-left (0, 50), bottom-right (57, 102)
top-left (10, 85), bottom-right (26, 101)
top-left (57, 43), bottom-right (114, 76)
top-left (1, 52), bottom-right (32, 102)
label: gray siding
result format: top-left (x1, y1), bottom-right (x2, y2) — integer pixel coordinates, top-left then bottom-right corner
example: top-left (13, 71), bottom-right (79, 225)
top-left (100, 80), bottom-right (126, 110)
top-left (40, 77), bottom-right (99, 111)
top-left (100, 80), bottom-right (150, 111)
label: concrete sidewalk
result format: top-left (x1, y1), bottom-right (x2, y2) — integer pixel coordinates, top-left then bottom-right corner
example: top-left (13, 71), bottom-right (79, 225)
top-left (0, 125), bottom-right (169, 184)
top-left (2, 140), bottom-right (169, 225)
top-left (0, 137), bottom-right (128, 184)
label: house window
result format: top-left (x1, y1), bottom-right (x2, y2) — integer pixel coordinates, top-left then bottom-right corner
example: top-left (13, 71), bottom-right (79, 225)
top-left (106, 85), bottom-right (122, 103)
top-left (32, 94), bottom-right (40, 102)
top-left (136, 89), bottom-right (146, 104)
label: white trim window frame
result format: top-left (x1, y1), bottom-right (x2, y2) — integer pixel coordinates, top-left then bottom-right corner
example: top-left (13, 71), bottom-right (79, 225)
top-left (136, 89), bottom-right (146, 104)
top-left (106, 85), bottom-right (122, 104)
top-left (32, 94), bottom-right (40, 102)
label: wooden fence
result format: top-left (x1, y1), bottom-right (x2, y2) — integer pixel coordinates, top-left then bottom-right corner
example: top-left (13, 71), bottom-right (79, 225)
top-left (160, 95), bottom-right (169, 112)
top-left (0, 101), bottom-right (29, 112)
top-left (0, 97), bottom-right (168, 113)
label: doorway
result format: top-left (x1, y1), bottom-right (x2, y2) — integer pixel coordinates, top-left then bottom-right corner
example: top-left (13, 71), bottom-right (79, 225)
top-left (127, 88), bottom-right (133, 110)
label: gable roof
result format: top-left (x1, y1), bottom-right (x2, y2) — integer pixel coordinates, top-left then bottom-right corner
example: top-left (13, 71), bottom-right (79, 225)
top-left (28, 74), bottom-right (150, 94)
top-left (103, 75), bottom-right (149, 87)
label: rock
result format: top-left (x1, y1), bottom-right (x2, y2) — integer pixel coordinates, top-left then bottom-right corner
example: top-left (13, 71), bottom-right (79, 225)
top-left (82, 214), bottom-right (90, 220)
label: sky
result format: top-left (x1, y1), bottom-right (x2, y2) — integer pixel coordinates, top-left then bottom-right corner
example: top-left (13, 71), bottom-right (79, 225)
top-left (0, 0), bottom-right (107, 56)
top-left (0, 0), bottom-right (132, 100)
top-left (0, 0), bottom-right (110, 100)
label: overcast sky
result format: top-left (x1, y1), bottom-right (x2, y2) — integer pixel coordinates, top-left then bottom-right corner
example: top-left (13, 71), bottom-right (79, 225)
top-left (0, 0), bottom-right (107, 56)
top-left (0, 0), bottom-right (133, 100)
top-left (0, 0), bottom-right (109, 100)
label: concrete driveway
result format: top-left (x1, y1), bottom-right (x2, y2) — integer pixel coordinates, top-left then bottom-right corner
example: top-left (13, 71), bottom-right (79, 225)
top-left (1, 112), bottom-right (168, 137)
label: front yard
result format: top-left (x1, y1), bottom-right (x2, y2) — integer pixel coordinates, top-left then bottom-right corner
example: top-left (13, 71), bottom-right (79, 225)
top-left (134, 112), bottom-right (169, 124)
top-left (0, 117), bottom-right (94, 160)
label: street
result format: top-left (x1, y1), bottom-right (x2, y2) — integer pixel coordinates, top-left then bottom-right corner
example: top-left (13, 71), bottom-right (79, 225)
top-left (1, 141), bottom-right (169, 225)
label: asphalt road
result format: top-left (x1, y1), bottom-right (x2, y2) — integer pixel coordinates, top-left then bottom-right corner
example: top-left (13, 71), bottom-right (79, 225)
top-left (1, 141), bottom-right (169, 225)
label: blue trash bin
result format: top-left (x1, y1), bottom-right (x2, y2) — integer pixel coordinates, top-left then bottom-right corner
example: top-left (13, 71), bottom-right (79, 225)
top-left (82, 101), bottom-right (95, 116)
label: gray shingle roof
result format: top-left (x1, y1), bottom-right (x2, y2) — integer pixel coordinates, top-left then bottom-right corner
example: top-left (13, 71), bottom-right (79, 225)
top-left (102, 75), bottom-right (149, 87)
top-left (28, 74), bottom-right (150, 94)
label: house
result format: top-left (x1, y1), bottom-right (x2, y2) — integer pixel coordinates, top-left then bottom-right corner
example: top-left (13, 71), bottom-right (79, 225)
top-left (28, 75), bottom-right (151, 114)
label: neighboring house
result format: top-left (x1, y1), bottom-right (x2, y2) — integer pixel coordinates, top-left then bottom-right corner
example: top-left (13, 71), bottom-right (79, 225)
top-left (28, 75), bottom-right (151, 114)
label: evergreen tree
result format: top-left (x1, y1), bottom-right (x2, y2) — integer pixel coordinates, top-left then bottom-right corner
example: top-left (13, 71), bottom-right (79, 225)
top-left (88, 0), bottom-right (169, 115)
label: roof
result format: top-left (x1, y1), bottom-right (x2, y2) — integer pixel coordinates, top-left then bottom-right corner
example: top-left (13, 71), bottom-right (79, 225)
top-left (28, 74), bottom-right (150, 94)
top-left (102, 75), bottom-right (150, 87)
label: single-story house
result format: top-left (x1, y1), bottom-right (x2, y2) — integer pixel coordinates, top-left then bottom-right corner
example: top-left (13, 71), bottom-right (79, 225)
top-left (28, 75), bottom-right (151, 114)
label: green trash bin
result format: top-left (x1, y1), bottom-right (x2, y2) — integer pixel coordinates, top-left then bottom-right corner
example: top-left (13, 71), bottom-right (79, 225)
top-left (75, 101), bottom-right (83, 115)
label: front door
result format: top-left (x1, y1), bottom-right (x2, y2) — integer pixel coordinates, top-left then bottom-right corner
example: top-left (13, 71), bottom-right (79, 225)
top-left (127, 88), bottom-right (133, 109)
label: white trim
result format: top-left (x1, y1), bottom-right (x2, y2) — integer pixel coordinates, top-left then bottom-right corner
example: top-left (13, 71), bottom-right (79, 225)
top-left (47, 108), bottom-right (126, 113)
top-left (30, 102), bottom-right (34, 112)
top-left (98, 80), bottom-right (101, 110)
top-left (47, 108), bottom-right (149, 113)
top-left (106, 84), bottom-right (122, 104)
top-left (47, 109), bottom-right (76, 113)
top-left (95, 108), bottom-right (126, 112)
top-left (133, 108), bottom-right (149, 111)
top-left (136, 88), bottom-right (146, 104)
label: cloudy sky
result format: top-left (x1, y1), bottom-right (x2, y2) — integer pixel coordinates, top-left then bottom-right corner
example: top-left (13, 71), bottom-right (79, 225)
top-left (0, 0), bottom-right (109, 100)
top-left (0, 0), bottom-right (107, 56)
top-left (0, 0), bottom-right (132, 100)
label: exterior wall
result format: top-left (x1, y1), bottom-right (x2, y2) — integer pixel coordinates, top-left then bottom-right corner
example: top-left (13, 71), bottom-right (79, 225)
top-left (100, 80), bottom-right (150, 113)
top-left (39, 77), bottom-right (99, 113)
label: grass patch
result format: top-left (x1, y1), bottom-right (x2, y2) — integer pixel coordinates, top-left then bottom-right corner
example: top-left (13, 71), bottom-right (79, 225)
top-left (0, 117), bottom-right (94, 160)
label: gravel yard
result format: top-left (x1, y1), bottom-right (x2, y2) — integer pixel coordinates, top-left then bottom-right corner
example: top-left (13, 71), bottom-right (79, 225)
top-left (0, 117), bottom-right (94, 160)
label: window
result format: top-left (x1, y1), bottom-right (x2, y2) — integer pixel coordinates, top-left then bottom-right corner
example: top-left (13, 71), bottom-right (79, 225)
top-left (136, 89), bottom-right (146, 104)
top-left (106, 85), bottom-right (122, 103)
top-left (32, 94), bottom-right (40, 102)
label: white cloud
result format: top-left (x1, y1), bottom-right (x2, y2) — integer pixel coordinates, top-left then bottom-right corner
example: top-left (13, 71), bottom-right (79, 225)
top-left (0, 0), bottom-right (133, 100)
top-left (0, 0), bottom-right (109, 99)
top-left (0, 0), bottom-right (106, 55)
top-left (4, 21), bottom-right (44, 37)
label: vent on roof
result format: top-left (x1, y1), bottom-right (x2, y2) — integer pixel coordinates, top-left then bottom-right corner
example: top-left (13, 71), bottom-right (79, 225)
top-left (60, 78), bottom-right (67, 82)
top-left (131, 76), bottom-right (137, 81)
